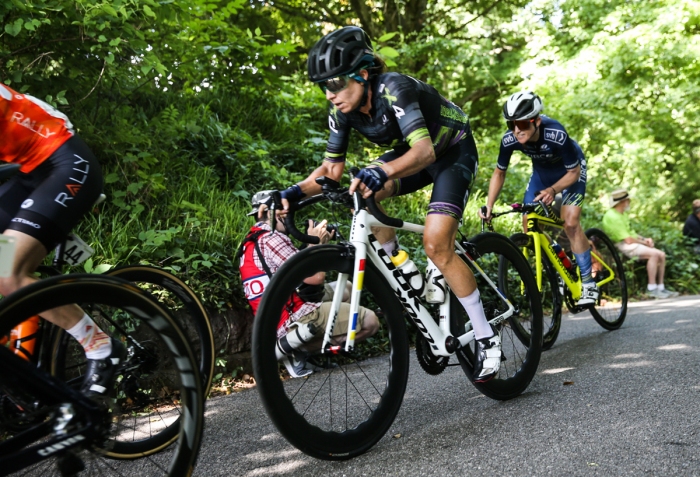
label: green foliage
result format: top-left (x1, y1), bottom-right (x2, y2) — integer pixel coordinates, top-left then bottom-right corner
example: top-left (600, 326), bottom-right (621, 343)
top-left (3, 0), bottom-right (699, 325)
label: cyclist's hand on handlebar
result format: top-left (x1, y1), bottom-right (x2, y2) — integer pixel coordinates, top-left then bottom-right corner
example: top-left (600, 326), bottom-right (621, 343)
top-left (307, 219), bottom-right (334, 245)
top-left (349, 167), bottom-right (388, 198)
top-left (534, 187), bottom-right (555, 205)
top-left (479, 205), bottom-right (493, 221)
top-left (279, 184), bottom-right (304, 214)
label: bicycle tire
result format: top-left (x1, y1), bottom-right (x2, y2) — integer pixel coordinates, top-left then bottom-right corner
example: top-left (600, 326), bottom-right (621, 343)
top-left (451, 232), bottom-right (543, 401)
top-left (253, 245), bottom-right (410, 460)
top-left (509, 233), bottom-right (563, 350)
top-left (0, 274), bottom-right (203, 476)
top-left (585, 228), bottom-right (628, 330)
top-left (104, 264), bottom-right (215, 396)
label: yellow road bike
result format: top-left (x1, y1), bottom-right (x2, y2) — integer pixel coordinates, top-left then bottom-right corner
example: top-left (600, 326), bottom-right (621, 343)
top-left (488, 202), bottom-right (628, 349)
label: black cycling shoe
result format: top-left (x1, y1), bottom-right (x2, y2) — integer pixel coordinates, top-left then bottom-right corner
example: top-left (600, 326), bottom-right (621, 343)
top-left (81, 337), bottom-right (127, 396)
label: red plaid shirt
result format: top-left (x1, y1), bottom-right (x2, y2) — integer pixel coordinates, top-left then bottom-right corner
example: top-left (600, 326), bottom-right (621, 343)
top-left (254, 222), bottom-right (320, 334)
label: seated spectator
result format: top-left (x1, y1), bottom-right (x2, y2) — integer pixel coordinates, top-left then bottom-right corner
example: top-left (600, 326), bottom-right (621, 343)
top-left (601, 189), bottom-right (679, 299)
top-left (237, 190), bottom-right (379, 377)
top-left (682, 199), bottom-right (700, 254)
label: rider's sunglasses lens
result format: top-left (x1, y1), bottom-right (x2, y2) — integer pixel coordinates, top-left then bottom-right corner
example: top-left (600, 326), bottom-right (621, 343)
top-left (510, 119), bottom-right (534, 131)
top-left (322, 76), bottom-right (350, 94)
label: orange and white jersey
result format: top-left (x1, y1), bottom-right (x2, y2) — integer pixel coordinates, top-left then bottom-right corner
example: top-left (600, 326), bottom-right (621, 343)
top-left (0, 84), bottom-right (74, 173)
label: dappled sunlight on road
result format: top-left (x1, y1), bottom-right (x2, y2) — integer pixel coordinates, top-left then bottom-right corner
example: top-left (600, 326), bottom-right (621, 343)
top-left (540, 367), bottom-right (575, 375)
top-left (656, 344), bottom-right (691, 351)
top-left (566, 315), bottom-right (593, 321)
top-left (614, 353), bottom-right (644, 359)
top-left (244, 458), bottom-right (307, 476)
top-left (606, 360), bottom-right (654, 369)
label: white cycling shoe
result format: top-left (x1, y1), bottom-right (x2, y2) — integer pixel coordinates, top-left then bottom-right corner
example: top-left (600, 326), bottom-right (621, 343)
top-left (577, 281), bottom-right (599, 306)
top-left (473, 332), bottom-right (502, 383)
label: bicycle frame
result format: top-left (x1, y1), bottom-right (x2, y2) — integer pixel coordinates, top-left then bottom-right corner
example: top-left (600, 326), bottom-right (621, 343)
top-left (0, 346), bottom-right (104, 475)
top-left (523, 211), bottom-right (616, 300)
top-left (321, 203), bottom-right (516, 358)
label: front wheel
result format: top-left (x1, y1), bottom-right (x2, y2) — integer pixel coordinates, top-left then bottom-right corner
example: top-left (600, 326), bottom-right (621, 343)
top-left (452, 232), bottom-right (543, 401)
top-left (1, 274), bottom-right (203, 476)
top-left (585, 228), bottom-right (628, 330)
top-left (509, 233), bottom-right (563, 350)
top-left (253, 245), bottom-right (409, 460)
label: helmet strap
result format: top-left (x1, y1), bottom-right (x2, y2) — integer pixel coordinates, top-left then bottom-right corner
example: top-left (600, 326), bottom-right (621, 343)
top-left (348, 73), bottom-right (370, 112)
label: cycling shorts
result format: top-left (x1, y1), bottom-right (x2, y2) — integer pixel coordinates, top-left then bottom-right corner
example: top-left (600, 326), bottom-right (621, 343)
top-left (523, 162), bottom-right (587, 208)
top-left (370, 133), bottom-right (479, 221)
top-left (0, 135), bottom-right (103, 251)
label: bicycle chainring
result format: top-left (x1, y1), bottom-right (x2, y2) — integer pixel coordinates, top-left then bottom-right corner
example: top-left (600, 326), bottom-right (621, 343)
top-left (415, 333), bottom-right (448, 376)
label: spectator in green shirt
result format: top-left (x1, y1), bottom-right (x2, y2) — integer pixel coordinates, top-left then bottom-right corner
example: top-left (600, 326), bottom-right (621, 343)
top-left (601, 189), bottom-right (678, 299)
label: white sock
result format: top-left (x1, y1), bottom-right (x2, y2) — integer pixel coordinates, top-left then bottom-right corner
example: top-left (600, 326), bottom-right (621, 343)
top-left (66, 314), bottom-right (112, 359)
top-left (647, 284), bottom-right (658, 291)
top-left (457, 290), bottom-right (493, 340)
top-left (657, 283), bottom-right (665, 291)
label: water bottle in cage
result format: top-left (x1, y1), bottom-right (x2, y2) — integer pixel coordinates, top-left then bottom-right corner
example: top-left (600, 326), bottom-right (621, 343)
top-left (390, 250), bottom-right (425, 297)
top-left (425, 258), bottom-right (446, 304)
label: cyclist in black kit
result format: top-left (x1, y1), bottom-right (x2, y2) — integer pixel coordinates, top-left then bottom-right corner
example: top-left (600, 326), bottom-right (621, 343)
top-left (277, 26), bottom-right (501, 383)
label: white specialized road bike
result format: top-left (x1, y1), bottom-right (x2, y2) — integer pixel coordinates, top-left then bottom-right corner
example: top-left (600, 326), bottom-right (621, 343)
top-left (252, 171), bottom-right (543, 460)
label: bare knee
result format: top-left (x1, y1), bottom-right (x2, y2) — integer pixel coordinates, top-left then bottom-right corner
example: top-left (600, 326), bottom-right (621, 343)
top-left (423, 236), bottom-right (453, 269)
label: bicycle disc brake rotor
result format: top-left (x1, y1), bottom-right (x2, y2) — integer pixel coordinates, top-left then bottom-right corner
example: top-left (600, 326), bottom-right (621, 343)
top-left (415, 333), bottom-right (448, 375)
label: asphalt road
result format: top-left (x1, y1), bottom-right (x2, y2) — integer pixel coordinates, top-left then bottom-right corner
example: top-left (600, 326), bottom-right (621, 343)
top-left (195, 295), bottom-right (700, 476)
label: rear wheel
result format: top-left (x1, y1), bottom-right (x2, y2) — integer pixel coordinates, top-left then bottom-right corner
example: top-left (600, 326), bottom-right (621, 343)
top-left (51, 271), bottom-right (206, 459)
top-left (253, 245), bottom-right (409, 460)
top-left (585, 228), bottom-right (628, 330)
top-left (0, 274), bottom-right (203, 476)
top-left (452, 232), bottom-right (543, 401)
top-left (509, 233), bottom-right (562, 350)
top-left (105, 265), bottom-right (214, 396)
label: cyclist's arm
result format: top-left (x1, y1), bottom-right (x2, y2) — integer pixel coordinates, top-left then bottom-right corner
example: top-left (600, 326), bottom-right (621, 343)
top-left (296, 160), bottom-right (346, 197)
top-left (379, 137), bottom-right (435, 179)
top-left (483, 168), bottom-right (506, 217)
top-left (538, 165), bottom-right (580, 198)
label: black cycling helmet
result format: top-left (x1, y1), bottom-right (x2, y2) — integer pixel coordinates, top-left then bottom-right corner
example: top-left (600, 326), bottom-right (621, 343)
top-left (307, 26), bottom-right (375, 83)
top-left (502, 91), bottom-right (543, 121)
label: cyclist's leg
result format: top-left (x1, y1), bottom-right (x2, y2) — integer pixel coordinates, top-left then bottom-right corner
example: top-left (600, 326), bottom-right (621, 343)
top-left (424, 135), bottom-right (500, 381)
top-left (370, 151), bottom-right (432, 254)
top-left (0, 137), bottom-right (120, 394)
top-left (522, 170), bottom-right (546, 231)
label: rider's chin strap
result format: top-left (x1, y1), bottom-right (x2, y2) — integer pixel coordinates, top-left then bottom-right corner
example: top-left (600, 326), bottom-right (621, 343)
top-left (351, 74), bottom-right (370, 111)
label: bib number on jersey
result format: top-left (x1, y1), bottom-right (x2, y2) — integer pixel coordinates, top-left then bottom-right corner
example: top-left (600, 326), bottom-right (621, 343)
top-left (0, 234), bottom-right (16, 278)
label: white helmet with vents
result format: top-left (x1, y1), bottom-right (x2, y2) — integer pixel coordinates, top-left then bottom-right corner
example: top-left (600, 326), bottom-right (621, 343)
top-left (503, 91), bottom-right (543, 120)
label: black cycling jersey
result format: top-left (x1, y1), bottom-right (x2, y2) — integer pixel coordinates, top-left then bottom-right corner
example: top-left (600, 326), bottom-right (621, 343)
top-left (324, 72), bottom-right (471, 163)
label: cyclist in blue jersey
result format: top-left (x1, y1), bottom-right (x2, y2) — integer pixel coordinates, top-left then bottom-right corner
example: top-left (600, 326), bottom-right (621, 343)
top-left (277, 26), bottom-right (501, 383)
top-left (479, 91), bottom-right (599, 305)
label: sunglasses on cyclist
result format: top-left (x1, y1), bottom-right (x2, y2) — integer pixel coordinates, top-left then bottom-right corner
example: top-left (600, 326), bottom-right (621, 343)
top-left (506, 118), bottom-right (536, 131)
top-left (319, 75), bottom-right (353, 94)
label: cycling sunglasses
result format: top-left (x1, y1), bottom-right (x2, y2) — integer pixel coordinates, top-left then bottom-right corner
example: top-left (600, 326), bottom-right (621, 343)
top-left (506, 118), bottom-right (537, 131)
top-left (319, 75), bottom-right (353, 94)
